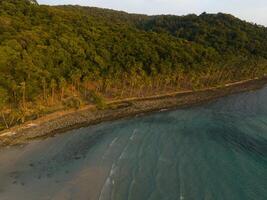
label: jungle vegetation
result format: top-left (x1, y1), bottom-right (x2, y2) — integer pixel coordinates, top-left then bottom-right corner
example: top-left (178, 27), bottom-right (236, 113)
top-left (0, 0), bottom-right (266, 129)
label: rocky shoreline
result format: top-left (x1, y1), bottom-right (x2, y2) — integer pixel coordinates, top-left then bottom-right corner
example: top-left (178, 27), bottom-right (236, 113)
top-left (1, 77), bottom-right (267, 148)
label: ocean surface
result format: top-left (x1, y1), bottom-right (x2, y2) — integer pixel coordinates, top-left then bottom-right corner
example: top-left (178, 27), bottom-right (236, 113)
top-left (0, 86), bottom-right (267, 200)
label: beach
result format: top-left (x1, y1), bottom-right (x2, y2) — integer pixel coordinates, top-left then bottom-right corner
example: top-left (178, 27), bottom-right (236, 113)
top-left (1, 77), bottom-right (266, 148)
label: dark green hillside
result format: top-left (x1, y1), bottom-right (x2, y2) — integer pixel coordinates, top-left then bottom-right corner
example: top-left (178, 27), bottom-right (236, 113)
top-left (0, 0), bottom-right (266, 129)
top-left (138, 13), bottom-right (267, 57)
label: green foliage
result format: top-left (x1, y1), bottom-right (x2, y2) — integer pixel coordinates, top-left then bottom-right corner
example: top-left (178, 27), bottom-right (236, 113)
top-left (0, 0), bottom-right (266, 128)
top-left (63, 97), bottom-right (82, 109)
top-left (90, 91), bottom-right (107, 110)
top-left (0, 87), bottom-right (8, 109)
top-left (139, 13), bottom-right (267, 58)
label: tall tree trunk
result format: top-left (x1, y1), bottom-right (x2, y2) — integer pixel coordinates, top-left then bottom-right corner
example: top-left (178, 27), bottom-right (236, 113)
top-left (1, 111), bottom-right (8, 129)
top-left (43, 83), bottom-right (46, 102)
top-left (22, 87), bottom-right (26, 109)
top-left (51, 87), bottom-right (55, 105)
top-left (61, 88), bottom-right (64, 101)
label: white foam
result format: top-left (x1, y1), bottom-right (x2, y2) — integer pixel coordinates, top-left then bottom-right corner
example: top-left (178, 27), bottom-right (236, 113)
top-left (98, 163), bottom-right (117, 200)
top-left (119, 151), bottom-right (127, 160)
top-left (130, 129), bottom-right (138, 140)
top-left (119, 143), bottom-right (129, 160)
top-left (98, 177), bottom-right (111, 200)
top-left (159, 157), bottom-right (170, 163)
top-left (102, 137), bottom-right (118, 159)
top-left (110, 137), bottom-right (118, 147)
top-left (110, 163), bottom-right (117, 176)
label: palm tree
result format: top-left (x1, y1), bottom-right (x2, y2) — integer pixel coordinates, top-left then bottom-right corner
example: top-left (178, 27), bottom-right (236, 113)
top-left (0, 87), bottom-right (9, 128)
top-left (10, 80), bottom-right (18, 105)
top-left (50, 79), bottom-right (57, 105)
top-left (41, 78), bottom-right (47, 103)
top-left (59, 77), bottom-right (67, 101)
top-left (20, 82), bottom-right (26, 109)
top-left (70, 70), bottom-right (82, 95)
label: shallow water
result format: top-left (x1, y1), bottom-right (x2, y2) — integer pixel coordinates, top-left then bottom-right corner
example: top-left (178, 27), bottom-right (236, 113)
top-left (0, 87), bottom-right (267, 200)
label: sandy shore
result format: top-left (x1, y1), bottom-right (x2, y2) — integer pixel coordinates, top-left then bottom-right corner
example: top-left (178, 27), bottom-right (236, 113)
top-left (0, 77), bottom-right (267, 147)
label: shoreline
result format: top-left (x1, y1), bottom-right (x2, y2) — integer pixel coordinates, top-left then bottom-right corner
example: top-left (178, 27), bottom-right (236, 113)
top-left (1, 77), bottom-right (267, 148)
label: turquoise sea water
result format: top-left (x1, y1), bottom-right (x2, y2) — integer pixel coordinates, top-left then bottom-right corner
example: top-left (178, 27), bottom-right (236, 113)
top-left (0, 86), bottom-right (267, 200)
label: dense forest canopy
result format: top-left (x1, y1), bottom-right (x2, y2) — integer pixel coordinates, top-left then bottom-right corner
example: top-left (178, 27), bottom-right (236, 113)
top-left (0, 0), bottom-right (266, 129)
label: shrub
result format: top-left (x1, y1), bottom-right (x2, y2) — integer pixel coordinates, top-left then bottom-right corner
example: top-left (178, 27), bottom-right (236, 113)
top-left (63, 97), bottom-right (82, 109)
top-left (90, 91), bottom-right (107, 110)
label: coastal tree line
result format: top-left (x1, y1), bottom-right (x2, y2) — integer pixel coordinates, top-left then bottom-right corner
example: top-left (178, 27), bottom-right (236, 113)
top-left (0, 0), bottom-right (266, 129)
